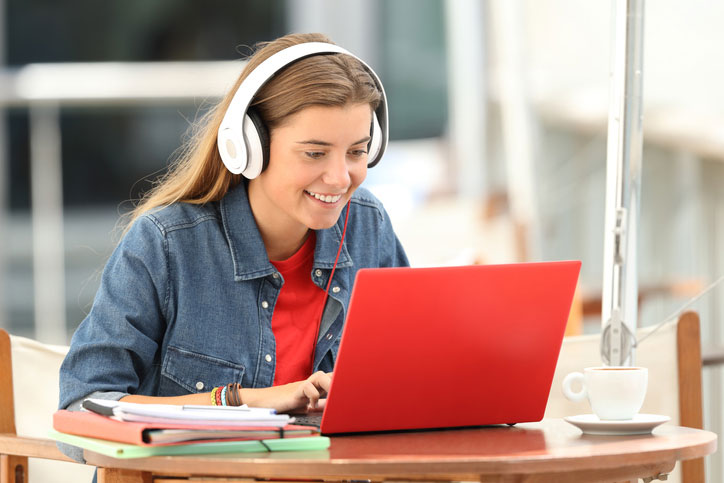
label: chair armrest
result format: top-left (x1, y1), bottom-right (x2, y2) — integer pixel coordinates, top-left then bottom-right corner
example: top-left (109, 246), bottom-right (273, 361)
top-left (0, 433), bottom-right (76, 462)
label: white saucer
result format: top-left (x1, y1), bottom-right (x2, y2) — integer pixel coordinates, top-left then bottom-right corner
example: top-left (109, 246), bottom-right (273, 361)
top-left (564, 413), bottom-right (670, 435)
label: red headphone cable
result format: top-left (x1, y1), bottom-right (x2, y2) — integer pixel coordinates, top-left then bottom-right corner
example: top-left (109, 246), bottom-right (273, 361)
top-left (310, 200), bottom-right (351, 372)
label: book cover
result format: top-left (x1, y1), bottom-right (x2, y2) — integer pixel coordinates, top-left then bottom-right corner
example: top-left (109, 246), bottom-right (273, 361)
top-left (53, 410), bottom-right (316, 446)
top-left (49, 429), bottom-right (330, 459)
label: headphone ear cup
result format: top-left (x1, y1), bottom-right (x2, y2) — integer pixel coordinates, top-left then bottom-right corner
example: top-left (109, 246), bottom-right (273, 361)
top-left (217, 126), bottom-right (246, 174)
top-left (241, 108), bottom-right (270, 179)
top-left (367, 113), bottom-right (383, 167)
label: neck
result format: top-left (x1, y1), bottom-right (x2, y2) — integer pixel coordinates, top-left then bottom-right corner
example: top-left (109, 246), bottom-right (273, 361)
top-left (246, 179), bottom-right (312, 261)
top-left (261, 226), bottom-right (310, 261)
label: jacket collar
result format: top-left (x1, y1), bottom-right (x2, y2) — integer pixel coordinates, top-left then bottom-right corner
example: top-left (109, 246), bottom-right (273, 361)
top-left (220, 182), bottom-right (352, 282)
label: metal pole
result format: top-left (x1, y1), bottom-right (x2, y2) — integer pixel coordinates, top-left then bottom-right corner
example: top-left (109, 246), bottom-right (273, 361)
top-left (444, 0), bottom-right (487, 200)
top-left (29, 102), bottom-right (67, 344)
top-left (488, 0), bottom-right (541, 262)
top-left (0, 0), bottom-right (7, 330)
top-left (601, 0), bottom-right (645, 366)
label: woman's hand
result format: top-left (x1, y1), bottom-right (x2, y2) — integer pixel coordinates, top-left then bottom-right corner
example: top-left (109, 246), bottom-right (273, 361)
top-left (241, 371), bottom-right (333, 414)
top-left (122, 371), bottom-right (333, 414)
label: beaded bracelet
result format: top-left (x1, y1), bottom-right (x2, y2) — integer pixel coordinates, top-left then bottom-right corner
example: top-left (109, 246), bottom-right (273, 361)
top-left (215, 385), bottom-right (223, 406)
top-left (220, 386), bottom-right (228, 406)
top-left (210, 386), bottom-right (219, 406)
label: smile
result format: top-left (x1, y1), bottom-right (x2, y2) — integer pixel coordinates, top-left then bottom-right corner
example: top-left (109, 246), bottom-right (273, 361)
top-left (305, 190), bottom-right (343, 204)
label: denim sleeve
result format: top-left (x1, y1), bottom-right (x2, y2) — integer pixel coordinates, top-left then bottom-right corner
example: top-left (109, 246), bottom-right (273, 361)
top-left (58, 215), bottom-right (169, 410)
top-left (379, 204), bottom-right (410, 269)
top-left (55, 391), bottom-right (127, 464)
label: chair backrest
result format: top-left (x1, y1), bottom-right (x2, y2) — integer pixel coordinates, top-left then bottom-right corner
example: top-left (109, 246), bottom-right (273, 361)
top-left (0, 329), bottom-right (96, 482)
top-left (545, 311), bottom-right (704, 483)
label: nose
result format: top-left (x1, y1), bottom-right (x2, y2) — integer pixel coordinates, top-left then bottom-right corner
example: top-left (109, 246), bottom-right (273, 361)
top-left (322, 153), bottom-right (351, 189)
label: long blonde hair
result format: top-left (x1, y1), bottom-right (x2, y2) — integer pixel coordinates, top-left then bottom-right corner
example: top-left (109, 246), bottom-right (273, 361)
top-left (123, 33), bottom-right (382, 233)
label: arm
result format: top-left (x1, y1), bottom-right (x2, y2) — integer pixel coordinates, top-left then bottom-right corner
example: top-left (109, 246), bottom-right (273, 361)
top-left (61, 214), bottom-right (332, 413)
top-left (121, 371), bottom-right (332, 413)
top-left (59, 216), bottom-right (170, 410)
top-left (377, 201), bottom-right (410, 268)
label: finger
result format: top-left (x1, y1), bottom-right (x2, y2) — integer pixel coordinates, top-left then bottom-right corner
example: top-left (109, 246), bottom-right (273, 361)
top-left (310, 371), bottom-right (333, 393)
top-left (307, 399), bottom-right (326, 413)
top-left (303, 381), bottom-right (321, 408)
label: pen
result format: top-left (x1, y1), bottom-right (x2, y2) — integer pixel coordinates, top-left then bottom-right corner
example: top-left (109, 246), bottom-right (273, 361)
top-left (181, 404), bottom-right (277, 414)
top-left (181, 404), bottom-right (250, 411)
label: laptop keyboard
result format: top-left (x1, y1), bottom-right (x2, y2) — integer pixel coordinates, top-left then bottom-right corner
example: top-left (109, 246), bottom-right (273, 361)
top-left (291, 413), bottom-right (322, 428)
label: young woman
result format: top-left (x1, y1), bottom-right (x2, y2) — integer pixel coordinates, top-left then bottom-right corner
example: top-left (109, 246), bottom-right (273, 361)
top-left (58, 32), bottom-right (409, 424)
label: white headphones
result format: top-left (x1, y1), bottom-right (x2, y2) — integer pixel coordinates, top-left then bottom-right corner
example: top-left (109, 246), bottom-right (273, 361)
top-left (217, 42), bottom-right (389, 178)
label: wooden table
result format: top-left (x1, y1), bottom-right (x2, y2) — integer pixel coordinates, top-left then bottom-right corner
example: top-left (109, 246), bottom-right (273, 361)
top-left (81, 419), bottom-right (717, 483)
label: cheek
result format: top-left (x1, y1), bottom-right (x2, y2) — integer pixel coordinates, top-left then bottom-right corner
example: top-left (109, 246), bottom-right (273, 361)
top-left (261, 155), bottom-right (302, 188)
top-left (350, 163), bottom-right (368, 187)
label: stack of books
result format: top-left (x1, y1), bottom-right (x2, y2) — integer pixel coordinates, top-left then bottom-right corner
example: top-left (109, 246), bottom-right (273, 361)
top-left (50, 398), bottom-right (329, 458)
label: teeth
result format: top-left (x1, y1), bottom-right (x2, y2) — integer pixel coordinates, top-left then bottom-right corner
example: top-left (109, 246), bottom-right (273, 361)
top-left (306, 190), bottom-right (342, 203)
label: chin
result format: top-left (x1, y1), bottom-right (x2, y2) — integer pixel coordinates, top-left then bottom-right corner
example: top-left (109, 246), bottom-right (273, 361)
top-left (308, 219), bottom-right (338, 231)
top-left (304, 211), bottom-right (344, 230)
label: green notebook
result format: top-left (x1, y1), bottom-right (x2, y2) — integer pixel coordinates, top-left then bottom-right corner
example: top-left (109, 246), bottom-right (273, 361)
top-left (50, 429), bottom-right (330, 459)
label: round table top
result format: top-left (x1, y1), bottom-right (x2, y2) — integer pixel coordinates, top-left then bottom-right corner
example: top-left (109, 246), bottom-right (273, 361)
top-left (84, 418), bottom-right (717, 481)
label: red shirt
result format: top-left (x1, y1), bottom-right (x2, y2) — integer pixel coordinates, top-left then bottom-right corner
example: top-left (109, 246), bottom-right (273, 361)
top-left (270, 232), bottom-right (326, 385)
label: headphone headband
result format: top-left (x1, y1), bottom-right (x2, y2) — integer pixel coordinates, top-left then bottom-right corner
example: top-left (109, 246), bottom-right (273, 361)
top-left (217, 42), bottom-right (388, 177)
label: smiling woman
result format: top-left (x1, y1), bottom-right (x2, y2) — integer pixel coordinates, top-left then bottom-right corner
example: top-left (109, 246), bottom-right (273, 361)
top-left (250, 103), bottom-right (372, 259)
top-left (57, 33), bottom-right (409, 463)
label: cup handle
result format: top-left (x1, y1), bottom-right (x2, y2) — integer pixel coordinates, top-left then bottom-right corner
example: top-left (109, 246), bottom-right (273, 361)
top-left (562, 372), bottom-right (587, 402)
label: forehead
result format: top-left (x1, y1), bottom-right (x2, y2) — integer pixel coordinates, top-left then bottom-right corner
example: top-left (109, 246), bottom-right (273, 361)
top-left (273, 103), bottom-right (373, 139)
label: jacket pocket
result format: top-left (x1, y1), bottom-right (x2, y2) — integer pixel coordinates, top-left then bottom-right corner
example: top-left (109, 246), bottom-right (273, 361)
top-left (161, 345), bottom-right (245, 394)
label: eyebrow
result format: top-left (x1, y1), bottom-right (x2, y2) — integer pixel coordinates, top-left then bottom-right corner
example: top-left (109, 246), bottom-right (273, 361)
top-left (296, 136), bottom-right (371, 147)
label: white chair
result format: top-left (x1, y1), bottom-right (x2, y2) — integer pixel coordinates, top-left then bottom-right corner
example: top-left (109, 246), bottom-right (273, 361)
top-left (0, 328), bottom-right (96, 483)
top-left (546, 311), bottom-right (704, 483)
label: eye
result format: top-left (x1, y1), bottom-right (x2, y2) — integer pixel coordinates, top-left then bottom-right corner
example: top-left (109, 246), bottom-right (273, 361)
top-left (304, 151), bottom-right (325, 159)
top-left (348, 149), bottom-right (368, 159)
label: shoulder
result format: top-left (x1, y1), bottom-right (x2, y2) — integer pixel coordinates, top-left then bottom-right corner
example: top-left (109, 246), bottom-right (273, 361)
top-left (349, 187), bottom-right (388, 222)
top-left (134, 202), bottom-right (221, 237)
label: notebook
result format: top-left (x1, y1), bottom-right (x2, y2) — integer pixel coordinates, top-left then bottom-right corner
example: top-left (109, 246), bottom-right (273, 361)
top-left (308, 260), bottom-right (581, 434)
top-left (49, 429), bottom-right (329, 459)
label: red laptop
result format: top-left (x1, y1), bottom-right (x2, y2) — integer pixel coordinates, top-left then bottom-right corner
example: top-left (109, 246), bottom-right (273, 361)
top-left (309, 260), bottom-right (581, 434)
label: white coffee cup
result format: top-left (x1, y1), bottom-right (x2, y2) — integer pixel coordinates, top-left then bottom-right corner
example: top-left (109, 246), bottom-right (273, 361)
top-left (562, 366), bottom-right (648, 420)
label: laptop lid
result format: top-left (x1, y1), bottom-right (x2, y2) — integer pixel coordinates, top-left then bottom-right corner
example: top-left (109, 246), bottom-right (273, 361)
top-left (319, 260), bottom-right (581, 434)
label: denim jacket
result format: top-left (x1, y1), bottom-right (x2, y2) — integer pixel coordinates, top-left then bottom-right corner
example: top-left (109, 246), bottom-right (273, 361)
top-left (58, 183), bottom-right (408, 410)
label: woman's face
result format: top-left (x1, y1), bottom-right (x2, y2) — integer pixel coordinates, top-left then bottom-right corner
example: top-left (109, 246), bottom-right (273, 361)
top-left (248, 103), bottom-right (372, 238)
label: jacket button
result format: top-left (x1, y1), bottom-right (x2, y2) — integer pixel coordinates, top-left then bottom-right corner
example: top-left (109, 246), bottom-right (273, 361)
top-left (261, 301), bottom-right (269, 309)
top-left (315, 269), bottom-right (323, 277)
top-left (195, 381), bottom-right (204, 391)
top-left (265, 354), bottom-right (272, 362)
top-left (332, 286), bottom-right (340, 293)
top-left (272, 273), bottom-right (279, 279)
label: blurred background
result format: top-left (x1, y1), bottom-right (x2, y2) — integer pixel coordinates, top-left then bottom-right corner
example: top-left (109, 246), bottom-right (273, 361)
top-left (0, 0), bottom-right (722, 477)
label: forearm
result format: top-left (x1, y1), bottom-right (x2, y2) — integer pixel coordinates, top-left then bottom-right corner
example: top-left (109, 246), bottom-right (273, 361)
top-left (121, 375), bottom-right (328, 414)
top-left (121, 392), bottom-right (213, 405)
top-left (120, 386), bottom-right (290, 409)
